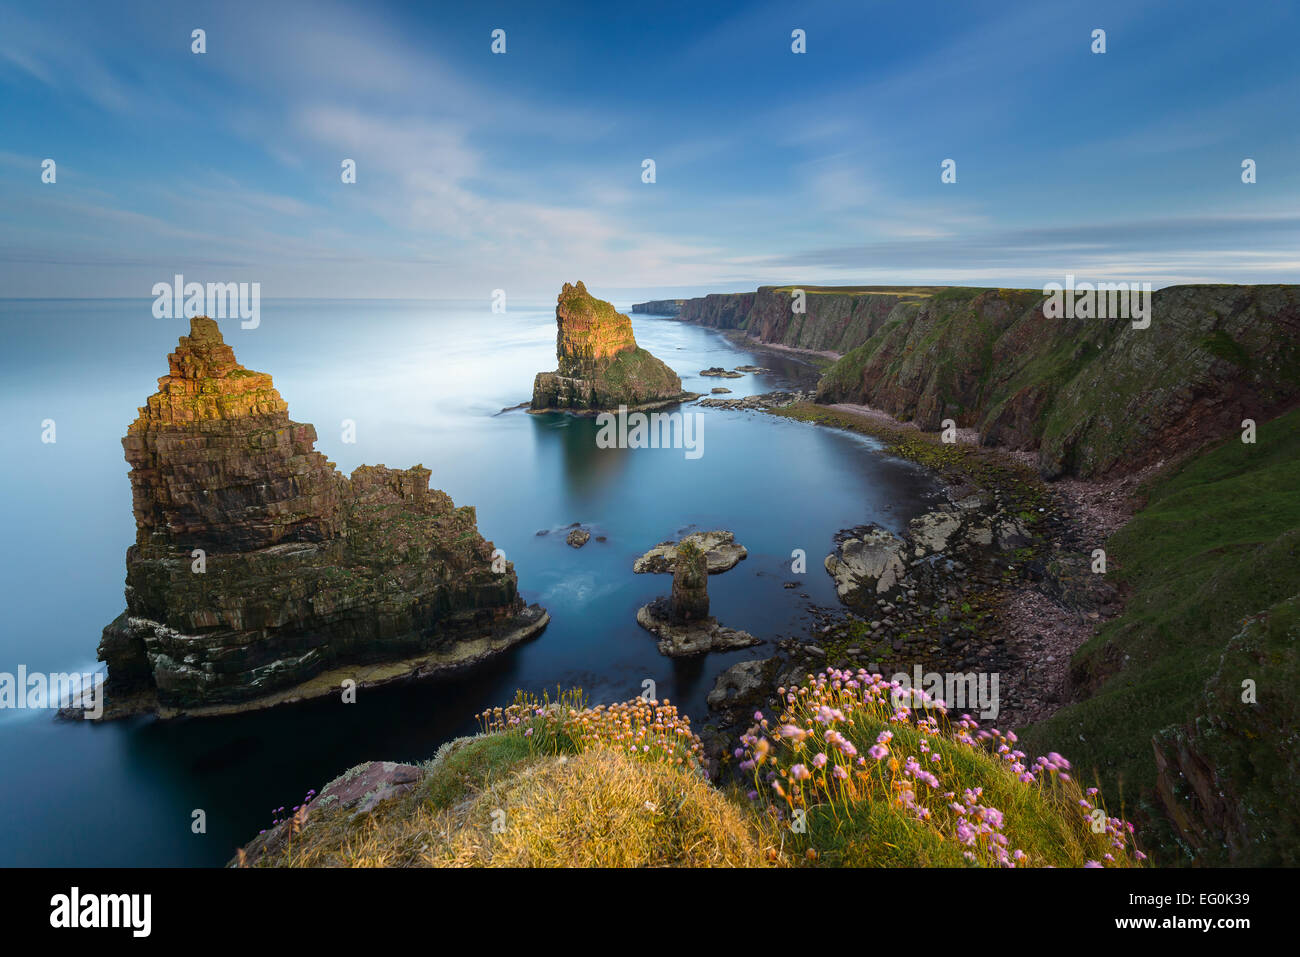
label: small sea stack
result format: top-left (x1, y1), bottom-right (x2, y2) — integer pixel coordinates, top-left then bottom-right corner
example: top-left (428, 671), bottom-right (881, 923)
top-left (636, 541), bottom-right (758, 658)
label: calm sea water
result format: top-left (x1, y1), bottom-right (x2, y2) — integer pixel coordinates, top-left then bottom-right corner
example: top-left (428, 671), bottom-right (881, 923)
top-left (0, 298), bottom-right (941, 866)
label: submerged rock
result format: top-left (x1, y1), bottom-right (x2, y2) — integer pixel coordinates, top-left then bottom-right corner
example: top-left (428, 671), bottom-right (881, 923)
top-left (700, 367), bottom-right (743, 378)
top-left (696, 389), bottom-right (813, 410)
top-left (92, 317), bottom-right (546, 720)
top-left (530, 281), bottom-right (693, 413)
top-left (633, 530), bottom-right (748, 574)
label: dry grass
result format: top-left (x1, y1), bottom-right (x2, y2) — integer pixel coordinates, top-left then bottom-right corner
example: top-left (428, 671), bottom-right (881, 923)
top-left (261, 744), bottom-right (772, 868)
top-left (252, 676), bottom-right (1143, 868)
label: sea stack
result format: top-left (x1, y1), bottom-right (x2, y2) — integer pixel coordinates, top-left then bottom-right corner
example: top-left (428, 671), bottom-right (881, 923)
top-left (93, 317), bottom-right (547, 719)
top-left (530, 281), bottom-right (694, 412)
top-left (669, 542), bottom-right (710, 623)
top-left (636, 541), bottom-right (758, 658)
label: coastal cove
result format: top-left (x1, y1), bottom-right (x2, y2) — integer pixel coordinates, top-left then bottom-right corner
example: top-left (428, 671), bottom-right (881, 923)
top-left (0, 298), bottom-right (942, 866)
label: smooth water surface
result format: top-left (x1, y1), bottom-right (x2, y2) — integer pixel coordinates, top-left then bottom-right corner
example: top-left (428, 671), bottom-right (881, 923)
top-left (0, 298), bottom-right (941, 865)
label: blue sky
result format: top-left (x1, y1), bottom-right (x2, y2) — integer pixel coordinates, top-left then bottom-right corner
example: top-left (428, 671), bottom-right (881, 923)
top-left (1, 0), bottom-right (1297, 299)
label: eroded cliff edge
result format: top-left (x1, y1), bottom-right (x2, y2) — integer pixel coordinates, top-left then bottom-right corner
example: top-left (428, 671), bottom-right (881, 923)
top-left (94, 317), bottom-right (546, 719)
top-left (637, 284), bottom-right (1300, 479)
top-left (531, 281), bottom-right (694, 412)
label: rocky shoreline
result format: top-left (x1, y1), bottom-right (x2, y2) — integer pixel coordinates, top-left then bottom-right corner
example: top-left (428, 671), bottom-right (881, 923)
top-left (696, 396), bottom-right (1126, 775)
top-left (75, 607), bottom-right (550, 721)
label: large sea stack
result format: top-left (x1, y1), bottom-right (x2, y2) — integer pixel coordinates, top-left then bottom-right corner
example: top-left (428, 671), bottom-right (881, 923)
top-left (94, 317), bottom-right (547, 719)
top-left (530, 281), bottom-right (693, 412)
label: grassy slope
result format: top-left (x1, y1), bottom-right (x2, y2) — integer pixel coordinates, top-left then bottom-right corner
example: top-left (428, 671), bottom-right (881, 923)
top-left (1019, 408), bottom-right (1300, 840)
top-left (253, 681), bottom-right (1141, 868)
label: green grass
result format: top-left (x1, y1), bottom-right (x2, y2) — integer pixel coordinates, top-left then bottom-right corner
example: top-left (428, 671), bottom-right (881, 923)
top-left (1020, 406), bottom-right (1300, 853)
top-left (250, 673), bottom-right (1143, 867)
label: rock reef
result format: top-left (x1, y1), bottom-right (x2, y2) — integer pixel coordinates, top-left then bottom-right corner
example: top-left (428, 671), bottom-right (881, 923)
top-left (94, 317), bottom-right (546, 719)
top-left (530, 281), bottom-right (694, 413)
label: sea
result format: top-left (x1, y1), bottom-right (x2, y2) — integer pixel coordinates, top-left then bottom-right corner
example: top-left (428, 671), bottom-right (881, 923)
top-left (0, 298), bottom-right (942, 865)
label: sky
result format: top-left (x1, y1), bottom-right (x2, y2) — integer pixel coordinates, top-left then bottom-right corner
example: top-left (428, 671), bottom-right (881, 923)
top-left (1, 0), bottom-right (1297, 300)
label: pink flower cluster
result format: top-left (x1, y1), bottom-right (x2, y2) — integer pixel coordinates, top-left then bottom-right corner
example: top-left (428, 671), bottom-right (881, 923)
top-left (733, 666), bottom-right (1144, 868)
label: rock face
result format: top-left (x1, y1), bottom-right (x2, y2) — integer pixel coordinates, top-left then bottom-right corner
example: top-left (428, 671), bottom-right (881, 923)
top-left (96, 317), bottom-right (545, 718)
top-left (530, 281), bottom-right (691, 412)
top-left (706, 656), bottom-right (780, 718)
top-left (665, 284), bottom-right (1300, 480)
top-left (633, 530), bottom-right (747, 575)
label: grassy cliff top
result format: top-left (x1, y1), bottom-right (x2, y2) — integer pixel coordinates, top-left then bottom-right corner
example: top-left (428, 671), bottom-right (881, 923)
top-left (245, 674), bottom-right (1143, 868)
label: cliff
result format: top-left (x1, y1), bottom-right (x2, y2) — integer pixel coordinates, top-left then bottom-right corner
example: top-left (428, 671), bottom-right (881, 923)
top-left (95, 317), bottom-right (546, 718)
top-left (629, 299), bottom-right (686, 316)
top-left (646, 284), bottom-right (1300, 479)
top-left (531, 281), bottom-right (692, 412)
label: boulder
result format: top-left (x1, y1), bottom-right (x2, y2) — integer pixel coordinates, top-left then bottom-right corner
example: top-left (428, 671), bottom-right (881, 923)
top-left (824, 528), bottom-right (908, 601)
top-left (707, 657), bottom-right (778, 713)
top-left (908, 508), bottom-right (962, 556)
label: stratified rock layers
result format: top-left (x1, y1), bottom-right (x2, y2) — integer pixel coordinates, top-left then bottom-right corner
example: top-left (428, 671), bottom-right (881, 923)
top-left (98, 317), bottom-right (541, 716)
top-left (637, 284), bottom-right (1300, 480)
top-left (531, 281), bottom-right (688, 411)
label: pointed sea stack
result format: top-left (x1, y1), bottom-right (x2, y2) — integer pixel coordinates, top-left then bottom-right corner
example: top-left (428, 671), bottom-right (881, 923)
top-left (530, 281), bottom-right (695, 412)
top-left (93, 317), bottom-right (547, 719)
